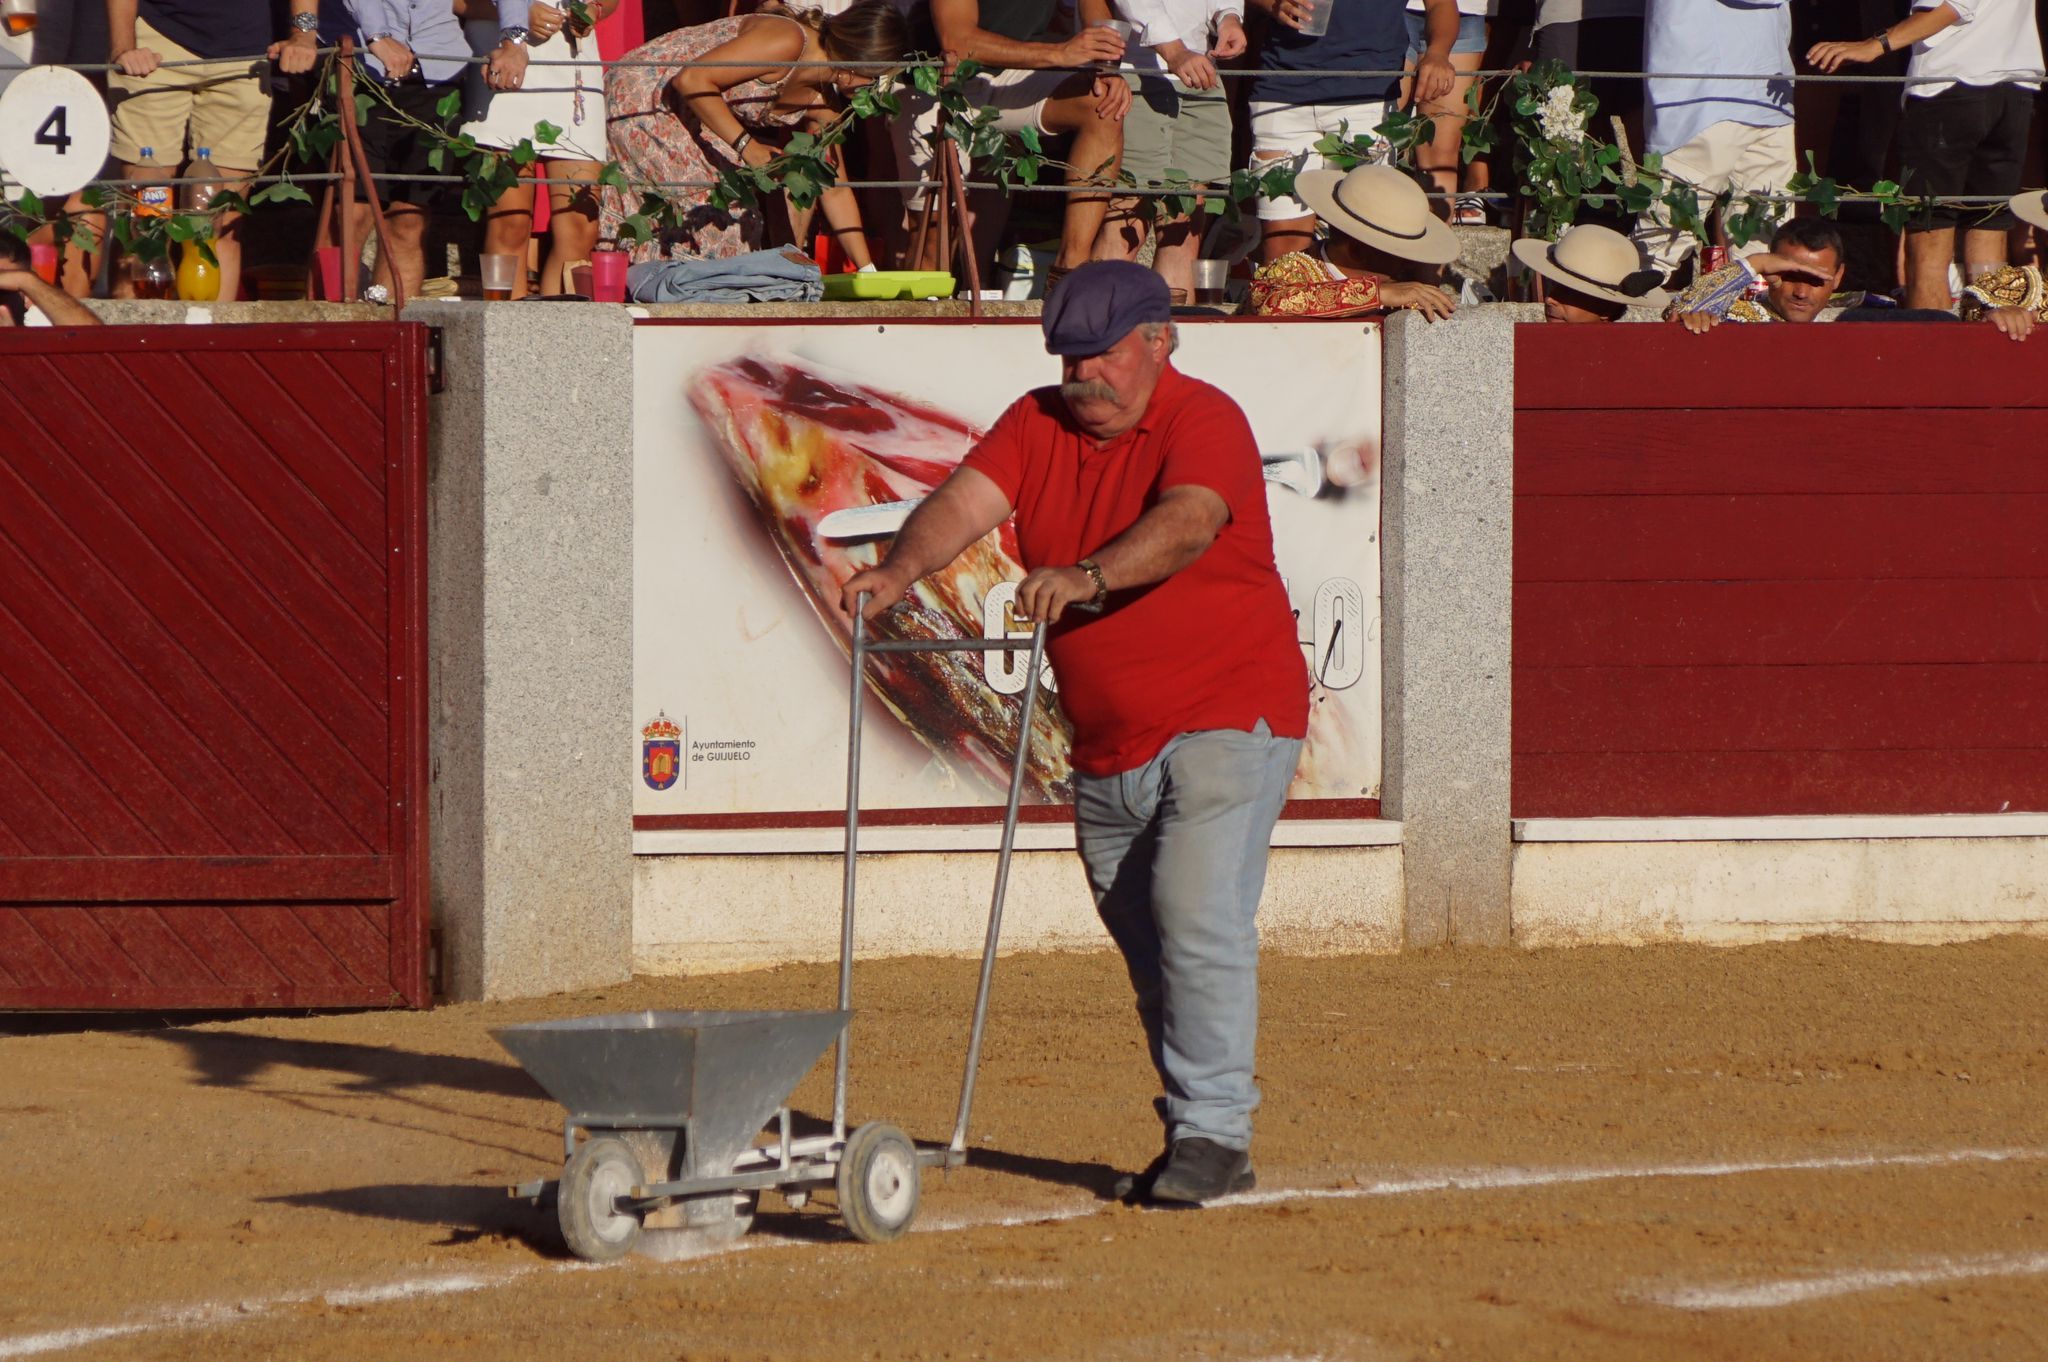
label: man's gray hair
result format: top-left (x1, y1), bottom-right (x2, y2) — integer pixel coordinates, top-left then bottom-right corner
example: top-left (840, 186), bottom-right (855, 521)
top-left (1138, 320), bottom-right (1180, 354)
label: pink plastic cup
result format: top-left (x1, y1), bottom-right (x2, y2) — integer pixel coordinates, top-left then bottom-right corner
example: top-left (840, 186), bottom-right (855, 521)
top-left (591, 249), bottom-right (628, 303)
top-left (27, 243), bottom-right (58, 284)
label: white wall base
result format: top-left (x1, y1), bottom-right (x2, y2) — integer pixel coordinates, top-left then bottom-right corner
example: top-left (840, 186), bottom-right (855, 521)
top-left (1512, 838), bottom-right (2048, 947)
top-left (633, 845), bottom-right (1406, 974)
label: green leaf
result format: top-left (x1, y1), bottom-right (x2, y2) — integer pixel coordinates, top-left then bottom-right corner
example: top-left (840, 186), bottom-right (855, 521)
top-left (534, 120), bottom-right (562, 147)
top-left (599, 162), bottom-right (630, 190)
top-left (437, 88), bottom-right (463, 120)
top-left (252, 182), bottom-right (315, 206)
top-left (1016, 125), bottom-right (1042, 156)
top-left (511, 139), bottom-right (538, 166)
top-left (354, 91), bottom-right (374, 124)
top-left (912, 63), bottom-right (940, 95)
top-left (1871, 179), bottom-right (1900, 199)
top-left (953, 58), bottom-right (982, 82)
top-left (15, 189), bottom-right (41, 218)
top-left (428, 146), bottom-right (447, 172)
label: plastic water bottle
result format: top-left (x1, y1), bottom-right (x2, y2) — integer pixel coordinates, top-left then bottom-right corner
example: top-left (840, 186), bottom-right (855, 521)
top-left (176, 147), bottom-right (224, 301)
top-left (184, 147), bottom-right (223, 213)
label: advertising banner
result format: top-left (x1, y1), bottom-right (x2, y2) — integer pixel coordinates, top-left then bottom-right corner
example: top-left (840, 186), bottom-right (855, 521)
top-left (633, 320), bottom-right (1382, 844)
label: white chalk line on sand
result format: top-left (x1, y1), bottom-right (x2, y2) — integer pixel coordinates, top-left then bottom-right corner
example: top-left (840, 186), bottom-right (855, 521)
top-left (0, 1264), bottom-right (609, 1360)
top-left (2, 1145), bottom-right (2042, 1359)
top-left (1650, 1250), bottom-right (2048, 1310)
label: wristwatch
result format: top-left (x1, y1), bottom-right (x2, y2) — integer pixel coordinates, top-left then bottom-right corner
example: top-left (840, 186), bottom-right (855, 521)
top-left (499, 25), bottom-right (531, 44)
top-left (1075, 558), bottom-right (1109, 612)
top-left (290, 11), bottom-right (319, 32)
top-left (1874, 29), bottom-right (1893, 52)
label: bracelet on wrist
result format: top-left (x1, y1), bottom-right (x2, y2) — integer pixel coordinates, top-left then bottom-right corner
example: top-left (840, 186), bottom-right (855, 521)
top-left (732, 130), bottom-right (754, 155)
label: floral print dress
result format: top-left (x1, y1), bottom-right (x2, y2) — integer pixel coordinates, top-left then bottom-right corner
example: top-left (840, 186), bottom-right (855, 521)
top-left (600, 14), bottom-right (815, 263)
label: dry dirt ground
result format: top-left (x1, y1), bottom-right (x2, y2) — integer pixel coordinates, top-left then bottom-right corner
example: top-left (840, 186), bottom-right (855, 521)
top-left (3, 939), bottom-right (2046, 1361)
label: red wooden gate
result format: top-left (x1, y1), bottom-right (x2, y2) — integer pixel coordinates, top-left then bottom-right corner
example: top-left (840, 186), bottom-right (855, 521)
top-left (1514, 323), bottom-right (2048, 819)
top-left (0, 323), bottom-right (429, 1008)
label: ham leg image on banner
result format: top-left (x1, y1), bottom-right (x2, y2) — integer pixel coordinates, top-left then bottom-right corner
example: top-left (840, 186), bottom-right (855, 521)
top-left (689, 356), bottom-right (1078, 804)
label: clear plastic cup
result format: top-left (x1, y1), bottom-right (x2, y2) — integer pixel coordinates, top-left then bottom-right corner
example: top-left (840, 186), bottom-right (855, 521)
top-left (480, 253), bottom-right (521, 301)
top-left (1192, 258), bottom-right (1229, 305)
top-left (1090, 18), bottom-right (1133, 68)
top-left (1296, 0), bottom-right (1333, 37)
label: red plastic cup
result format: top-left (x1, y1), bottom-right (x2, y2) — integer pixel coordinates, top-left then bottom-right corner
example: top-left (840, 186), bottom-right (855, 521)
top-left (590, 249), bottom-right (628, 303)
top-left (27, 243), bottom-right (57, 284)
top-left (313, 245), bottom-right (343, 301)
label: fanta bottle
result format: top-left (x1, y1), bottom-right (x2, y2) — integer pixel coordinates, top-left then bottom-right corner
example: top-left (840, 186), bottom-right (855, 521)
top-left (135, 147), bottom-right (172, 217)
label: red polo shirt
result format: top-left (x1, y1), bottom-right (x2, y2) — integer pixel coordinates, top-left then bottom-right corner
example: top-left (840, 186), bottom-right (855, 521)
top-left (962, 364), bottom-right (1309, 777)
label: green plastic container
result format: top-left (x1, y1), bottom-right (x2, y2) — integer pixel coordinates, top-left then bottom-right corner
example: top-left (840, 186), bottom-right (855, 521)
top-left (822, 270), bottom-right (957, 301)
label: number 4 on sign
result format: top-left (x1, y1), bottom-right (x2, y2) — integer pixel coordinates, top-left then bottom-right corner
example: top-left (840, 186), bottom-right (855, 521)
top-left (0, 67), bottom-right (112, 197)
top-left (36, 106), bottom-right (72, 154)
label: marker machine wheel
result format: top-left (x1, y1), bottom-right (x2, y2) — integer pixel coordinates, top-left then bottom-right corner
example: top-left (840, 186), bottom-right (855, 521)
top-left (559, 1134), bottom-right (646, 1262)
top-left (837, 1121), bottom-right (920, 1243)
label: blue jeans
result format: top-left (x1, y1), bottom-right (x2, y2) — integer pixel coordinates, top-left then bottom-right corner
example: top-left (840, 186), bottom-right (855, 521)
top-left (1073, 721), bottom-right (1300, 1152)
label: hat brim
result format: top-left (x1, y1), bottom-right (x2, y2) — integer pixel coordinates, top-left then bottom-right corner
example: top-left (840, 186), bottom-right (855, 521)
top-left (1295, 169), bottom-right (1462, 266)
top-left (1510, 236), bottom-right (1670, 311)
top-left (2011, 191), bottom-right (2048, 234)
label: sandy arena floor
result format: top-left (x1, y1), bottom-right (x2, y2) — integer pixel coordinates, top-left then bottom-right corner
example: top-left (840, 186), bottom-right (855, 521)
top-left (2, 939), bottom-right (2046, 1361)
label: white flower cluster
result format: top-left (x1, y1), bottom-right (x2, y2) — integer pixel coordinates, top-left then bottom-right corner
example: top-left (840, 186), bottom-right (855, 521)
top-left (1536, 84), bottom-right (1587, 144)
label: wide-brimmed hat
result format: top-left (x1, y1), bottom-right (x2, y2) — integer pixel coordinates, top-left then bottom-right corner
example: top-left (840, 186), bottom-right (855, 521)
top-left (1294, 164), bottom-right (1462, 266)
top-left (2010, 191), bottom-right (2048, 233)
top-left (1510, 224), bottom-right (1670, 310)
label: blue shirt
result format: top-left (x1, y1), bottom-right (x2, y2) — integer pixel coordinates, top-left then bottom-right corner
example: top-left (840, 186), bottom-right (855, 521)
top-left (1644, 0), bottom-right (1793, 155)
top-left (1250, 0), bottom-right (1409, 107)
top-left (322, 0), bottom-right (468, 84)
top-left (139, 0), bottom-right (273, 60)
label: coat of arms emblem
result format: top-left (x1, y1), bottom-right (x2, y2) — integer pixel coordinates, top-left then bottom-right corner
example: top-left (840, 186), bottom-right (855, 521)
top-left (641, 712), bottom-right (681, 791)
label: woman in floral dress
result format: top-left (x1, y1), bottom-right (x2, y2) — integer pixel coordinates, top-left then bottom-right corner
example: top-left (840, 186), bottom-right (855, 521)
top-left (600, 2), bottom-right (911, 264)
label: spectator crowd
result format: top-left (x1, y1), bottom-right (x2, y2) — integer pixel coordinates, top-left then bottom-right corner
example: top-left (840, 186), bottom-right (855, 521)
top-left (4, 0), bottom-right (2048, 334)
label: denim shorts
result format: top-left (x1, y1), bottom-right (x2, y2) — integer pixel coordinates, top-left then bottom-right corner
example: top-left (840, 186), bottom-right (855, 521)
top-left (1405, 10), bottom-right (1488, 56)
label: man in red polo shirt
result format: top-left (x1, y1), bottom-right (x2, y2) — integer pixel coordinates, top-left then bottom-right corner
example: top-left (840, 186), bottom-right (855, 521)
top-left (841, 262), bottom-right (1308, 1205)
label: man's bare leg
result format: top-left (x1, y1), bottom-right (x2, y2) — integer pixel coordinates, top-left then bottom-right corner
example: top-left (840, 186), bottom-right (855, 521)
top-left (1963, 226), bottom-right (2009, 284)
top-left (1904, 226), bottom-right (1955, 310)
top-left (1040, 88), bottom-right (1125, 270)
top-left (1151, 210), bottom-right (1201, 299)
top-left (364, 201), bottom-right (428, 301)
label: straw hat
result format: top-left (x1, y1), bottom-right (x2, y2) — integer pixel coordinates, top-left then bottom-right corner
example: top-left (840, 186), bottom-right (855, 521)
top-left (1294, 164), bottom-right (1462, 266)
top-left (2010, 191), bottom-right (2048, 233)
top-left (1510, 224), bottom-right (1670, 309)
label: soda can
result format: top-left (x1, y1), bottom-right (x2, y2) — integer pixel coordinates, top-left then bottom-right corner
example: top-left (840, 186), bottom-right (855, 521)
top-left (1701, 244), bottom-right (1730, 275)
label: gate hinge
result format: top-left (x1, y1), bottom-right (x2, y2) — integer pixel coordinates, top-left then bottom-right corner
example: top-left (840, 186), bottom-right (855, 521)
top-left (426, 326), bottom-right (446, 395)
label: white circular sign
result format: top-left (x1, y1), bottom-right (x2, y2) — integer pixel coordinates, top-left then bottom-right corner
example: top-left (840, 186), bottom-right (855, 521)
top-left (0, 66), bottom-right (112, 199)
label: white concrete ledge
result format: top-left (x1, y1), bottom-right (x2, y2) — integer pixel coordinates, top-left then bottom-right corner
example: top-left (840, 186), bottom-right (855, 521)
top-left (1513, 837), bottom-right (2048, 947)
top-left (1515, 815), bottom-right (2048, 843)
top-left (634, 843), bottom-right (1406, 972)
top-left (633, 819), bottom-right (1403, 857)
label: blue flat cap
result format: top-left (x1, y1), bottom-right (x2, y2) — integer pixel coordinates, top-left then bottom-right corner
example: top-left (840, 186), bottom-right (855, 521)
top-left (1041, 261), bottom-right (1172, 356)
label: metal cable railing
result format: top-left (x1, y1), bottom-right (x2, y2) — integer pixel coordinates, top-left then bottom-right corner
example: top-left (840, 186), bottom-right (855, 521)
top-left (16, 45), bottom-right (2030, 80)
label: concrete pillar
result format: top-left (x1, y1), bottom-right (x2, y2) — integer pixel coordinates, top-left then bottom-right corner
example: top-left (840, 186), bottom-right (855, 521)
top-left (407, 301), bottom-right (636, 998)
top-left (1379, 310), bottom-right (1515, 946)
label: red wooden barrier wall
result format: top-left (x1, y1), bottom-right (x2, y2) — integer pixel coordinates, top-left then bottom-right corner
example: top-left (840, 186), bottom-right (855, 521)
top-left (1513, 323), bottom-right (2048, 819)
top-left (0, 324), bottom-right (430, 1008)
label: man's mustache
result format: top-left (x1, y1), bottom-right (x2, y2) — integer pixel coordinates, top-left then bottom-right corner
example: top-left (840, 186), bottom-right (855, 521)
top-left (1061, 379), bottom-right (1121, 404)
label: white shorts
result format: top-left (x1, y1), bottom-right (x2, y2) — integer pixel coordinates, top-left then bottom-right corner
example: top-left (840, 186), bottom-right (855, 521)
top-left (1248, 98), bottom-right (1395, 220)
top-left (891, 65), bottom-right (1079, 209)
